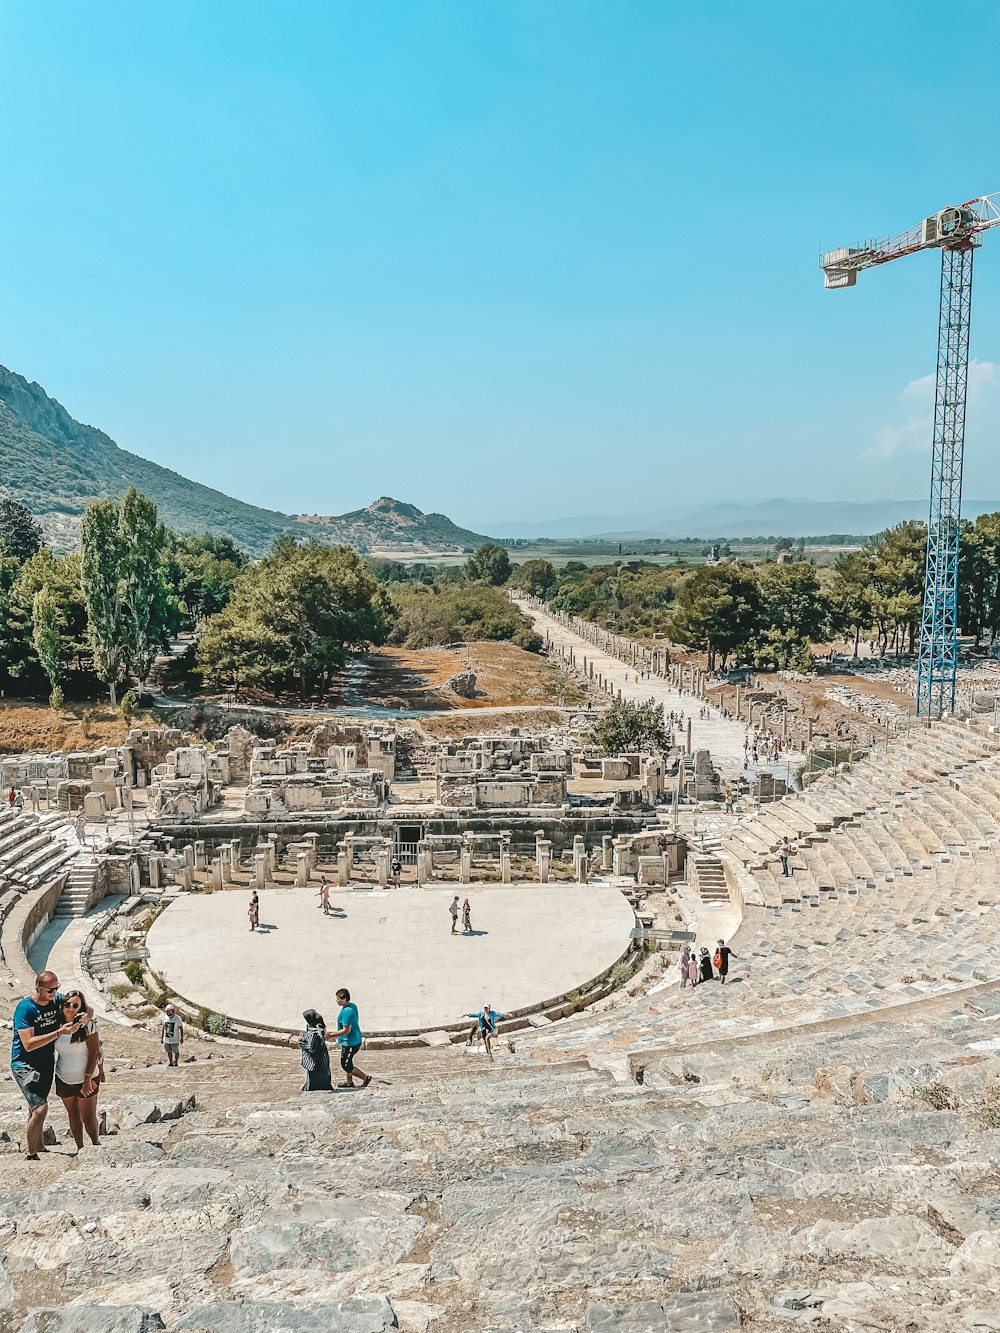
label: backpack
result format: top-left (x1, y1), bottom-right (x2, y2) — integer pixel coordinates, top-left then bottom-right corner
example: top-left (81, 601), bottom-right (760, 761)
top-left (714, 950), bottom-right (723, 970)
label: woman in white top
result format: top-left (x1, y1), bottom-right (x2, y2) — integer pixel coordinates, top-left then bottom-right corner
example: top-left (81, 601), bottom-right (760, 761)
top-left (54, 990), bottom-right (101, 1150)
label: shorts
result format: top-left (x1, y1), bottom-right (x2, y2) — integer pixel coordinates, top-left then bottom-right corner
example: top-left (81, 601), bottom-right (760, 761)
top-left (163, 1043), bottom-right (179, 1054)
top-left (55, 1076), bottom-right (96, 1099)
top-left (12, 1062), bottom-right (52, 1110)
top-left (340, 1043), bottom-right (361, 1074)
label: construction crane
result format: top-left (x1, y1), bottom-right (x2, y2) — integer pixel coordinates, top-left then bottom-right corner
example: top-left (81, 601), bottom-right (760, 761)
top-left (821, 193), bottom-right (1000, 718)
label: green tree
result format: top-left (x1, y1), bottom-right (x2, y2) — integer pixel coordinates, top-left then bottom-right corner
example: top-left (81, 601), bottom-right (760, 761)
top-left (869, 521), bottom-right (926, 655)
top-left (198, 543), bottom-right (396, 696)
top-left (0, 497), bottom-right (42, 561)
top-left (828, 548), bottom-right (876, 655)
top-left (754, 562), bottom-right (828, 642)
top-left (669, 566), bottom-right (760, 670)
top-left (465, 543), bottom-right (512, 586)
top-left (514, 558), bottom-right (557, 597)
top-left (80, 498), bottom-right (127, 704)
top-left (163, 532), bottom-right (247, 631)
top-left (959, 512), bottom-right (1000, 645)
top-left (591, 697), bottom-right (669, 755)
top-left (80, 489), bottom-right (170, 701)
top-left (31, 586), bottom-right (67, 706)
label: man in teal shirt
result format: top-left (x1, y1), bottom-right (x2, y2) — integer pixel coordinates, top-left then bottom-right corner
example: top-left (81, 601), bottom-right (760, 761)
top-left (333, 987), bottom-right (372, 1089)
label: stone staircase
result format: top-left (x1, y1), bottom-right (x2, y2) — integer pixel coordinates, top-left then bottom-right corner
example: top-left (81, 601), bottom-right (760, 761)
top-left (53, 854), bottom-right (99, 918)
top-left (688, 852), bottom-right (729, 905)
top-left (0, 808), bottom-right (76, 893)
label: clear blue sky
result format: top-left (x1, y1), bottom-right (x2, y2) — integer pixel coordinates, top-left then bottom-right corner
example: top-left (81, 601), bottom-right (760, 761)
top-left (3, 1), bottom-right (1000, 528)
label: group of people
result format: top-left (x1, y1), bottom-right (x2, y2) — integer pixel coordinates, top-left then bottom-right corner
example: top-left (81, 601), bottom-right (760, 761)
top-left (678, 939), bottom-right (736, 988)
top-left (299, 988), bottom-right (372, 1091)
top-left (449, 895), bottom-right (474, 935)
top-left (11, 972), bottom-right (103, 1159)
top-left (743, 727), bottom-right (783, 767)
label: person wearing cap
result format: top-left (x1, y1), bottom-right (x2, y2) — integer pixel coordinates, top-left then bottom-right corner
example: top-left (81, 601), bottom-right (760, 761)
top-left (161, 1004), bottom-right (183, 1067)
top-left (715, 939), bottom-right (737, 985)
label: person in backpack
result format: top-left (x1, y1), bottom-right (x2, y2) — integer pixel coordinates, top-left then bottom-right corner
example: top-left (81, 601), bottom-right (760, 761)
top-left (716, 938), bottom-right (737, 985)
top-left (299, 1009), bottom-right (332, 1092)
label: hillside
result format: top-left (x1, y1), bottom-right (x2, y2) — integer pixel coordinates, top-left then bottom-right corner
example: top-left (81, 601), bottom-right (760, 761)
top-left (297, 496), bottom-right (485, 552)
top-left (0, 365), bottom-right (489, 555)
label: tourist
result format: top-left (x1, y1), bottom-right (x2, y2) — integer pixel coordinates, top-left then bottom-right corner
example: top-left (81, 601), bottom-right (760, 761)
top-left (54, 990), bottom-right (101, 1152)
top-left (715, 938), bottom-right (737, 985)
top-left (778, 838), bottom-right (792, 877)
top-left (687, 951), bottom-right (700, 987)
top-left (391, 857), bottom-right (402, 887)
top-left (449, 895), bottom-right (460, 935)
top-left (14, 790), bottom-right (23, 812)
top-left (679, 944), bottom-right (691, 988)
top-left (161, 1003), bottom-right (183, 1066)
top-left (7, 786), bottom-right (14, 808)
top-left (699, 947), bottom-right (714, 983)
top-left (299, 1009), bottom-right (332, 1092)
top-left (464, 1003), bottom-right (506, 1060)
top-left (248, 891), bottom-right (259, 932)
top-left (462, 897), bottom-right (472, 933)
top-left (319, 879), bottom-right (331, 915)
top-left (11, 971), bottom-right (86, 1161)
top-left (334, 988), bottom-right (372, 1089)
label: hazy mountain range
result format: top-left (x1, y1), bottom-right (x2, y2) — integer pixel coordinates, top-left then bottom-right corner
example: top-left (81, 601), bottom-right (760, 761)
top-left (488, 498), bottom-right (1000, 541)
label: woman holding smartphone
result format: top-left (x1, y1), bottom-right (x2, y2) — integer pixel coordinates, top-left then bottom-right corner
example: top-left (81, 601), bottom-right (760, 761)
top-left (54, 990), bottom-right (102, 1151)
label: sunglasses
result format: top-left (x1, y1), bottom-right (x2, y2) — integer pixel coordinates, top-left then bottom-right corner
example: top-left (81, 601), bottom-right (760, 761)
top-left (38, 985), bottom-right (58, 994)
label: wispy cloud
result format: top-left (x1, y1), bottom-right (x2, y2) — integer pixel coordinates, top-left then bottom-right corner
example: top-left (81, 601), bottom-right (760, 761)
top-left (865, 360), bottom-right (1000, 461)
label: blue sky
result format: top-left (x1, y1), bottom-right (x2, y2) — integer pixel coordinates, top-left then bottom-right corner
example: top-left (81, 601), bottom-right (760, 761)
top-left (3, 1), bottom-right (1000, 527)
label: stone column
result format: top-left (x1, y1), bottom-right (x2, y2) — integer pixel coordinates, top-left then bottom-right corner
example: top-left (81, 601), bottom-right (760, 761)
top-left (377, 849), bottom-right (390, 887)
top-left (149, 853), bottom-right (164, 889)
top-left (536, 838), bottom-right (551, 884)
top-left (686, 719), bottom-right (692, 756)
top-left (601, 834), bottom-right (613, 872)
top-left (220, 845), bottom-right (234, 884)
top-left (500, 849), bottom-right (511, 884)
top-left (182, 844), bottom-right (195, 869)
top-left (345, 839), bottom-right (355, 874)
top-left (416, 847), bottom-right (432, 885)
top-left (296, 853), bottom-right (310, 887)
top-left (211, 856), bottom-right (224, 891)
top-left (304, 832), bottom-right (320, 870)
top-left (575, 848), bottom-right (588, 883)
top-left (176, 864), bottom-right (193, 891)
top-left (194, 840), bottom-right (206, 870)
top-left (337, 849), bottom-right (350, 886)
top-left (459, 848), bottom-right (472, 884)
top-left (266, 838), bottom-right (279, 877)
top-left (253, 852), bottom-right (267, 890)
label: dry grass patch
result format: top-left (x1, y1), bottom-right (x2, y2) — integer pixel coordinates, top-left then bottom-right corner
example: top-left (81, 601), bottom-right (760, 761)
top-left (0, 702), bottom-right (157, 754)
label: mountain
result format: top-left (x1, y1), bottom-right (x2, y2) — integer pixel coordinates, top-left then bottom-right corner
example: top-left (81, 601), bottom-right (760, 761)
top-left (295, 498), bottom-right (486, 553)
top-left (0, 365), bottom-right (488, 556)
top-left (595, 498), bottom-right (1000, 540)
top-left (485, 498), bottom-right (1000, 541)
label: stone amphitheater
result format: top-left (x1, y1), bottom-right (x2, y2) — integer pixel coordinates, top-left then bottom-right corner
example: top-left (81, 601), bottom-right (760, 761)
top-left (3, 721), bottom-right (1000, 1329)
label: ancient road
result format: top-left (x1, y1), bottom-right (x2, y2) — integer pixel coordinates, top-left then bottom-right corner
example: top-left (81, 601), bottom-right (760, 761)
top-left (513, 596), bottom-right (752, 776)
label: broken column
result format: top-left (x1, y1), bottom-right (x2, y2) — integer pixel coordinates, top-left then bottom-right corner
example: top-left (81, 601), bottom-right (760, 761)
top-left (253, 852), bottom-right (268, 890)
top-left (296, 852), bottom-right (310, 887)
top-left (601, 834), bottom-right (613, 872)
top-left (536, 838), bottom-right (552, 884)
top-left (337, 848), bottom-right (350, 887)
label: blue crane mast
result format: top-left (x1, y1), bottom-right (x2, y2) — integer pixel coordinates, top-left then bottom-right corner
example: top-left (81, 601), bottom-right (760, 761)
top-left (821, 194), bottom-right (1000, 717)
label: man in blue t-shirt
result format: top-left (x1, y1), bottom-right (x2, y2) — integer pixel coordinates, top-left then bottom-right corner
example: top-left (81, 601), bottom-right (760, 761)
top-left (333, 987), bottom-right (372, 1089)
top-left (12, 971), bottom-right (82, 1159)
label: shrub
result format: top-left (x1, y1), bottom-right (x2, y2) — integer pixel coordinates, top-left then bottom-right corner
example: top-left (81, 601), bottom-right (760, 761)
top-left (80, 708), bottom-right (94, 738)
top-left (123, 959), bottom-right (144, 986)
top-left (119, 689), bottom-right (139, 722)
top-left (48, 686), bottom-right (64, 711)
top-left (198, 1009), bottom-right (231, 1037)
top-left (610, 961), bottom-right (632, 989)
